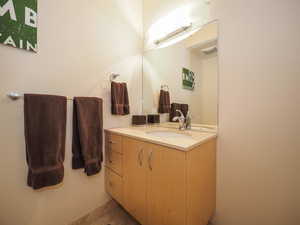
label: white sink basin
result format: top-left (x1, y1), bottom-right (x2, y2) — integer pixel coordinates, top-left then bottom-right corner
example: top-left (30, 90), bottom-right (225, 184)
top-left (147, 131), bottom-right (193, 139)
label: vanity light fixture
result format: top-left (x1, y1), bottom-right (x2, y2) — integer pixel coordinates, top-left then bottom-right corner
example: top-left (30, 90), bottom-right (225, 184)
top-left (154, 23), bottom-right (192, 45)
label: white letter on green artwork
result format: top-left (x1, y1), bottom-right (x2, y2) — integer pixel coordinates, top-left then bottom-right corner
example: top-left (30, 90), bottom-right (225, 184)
top-left (4, 36), bottom-right (16, 47)
top-left (25, 7), bottom-right (37, 28)
top-left (0, 0), bottom-right (17, 21)
top-left (26, 41), bottom-right (37, 52)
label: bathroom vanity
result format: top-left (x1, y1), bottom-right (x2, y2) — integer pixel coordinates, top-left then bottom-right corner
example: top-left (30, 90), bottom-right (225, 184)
top-left (104, 126), bottom-right (217, 225)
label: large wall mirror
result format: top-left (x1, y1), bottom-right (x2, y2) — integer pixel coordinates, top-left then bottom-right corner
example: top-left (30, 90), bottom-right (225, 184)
top-left (142, 20), bottom-right (219, 126)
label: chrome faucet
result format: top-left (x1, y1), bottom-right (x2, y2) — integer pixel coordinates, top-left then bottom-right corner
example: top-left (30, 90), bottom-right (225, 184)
top-left (172, 110), bottom-right (192, 130)
top-left (185, 111), bottom-right (191, 130)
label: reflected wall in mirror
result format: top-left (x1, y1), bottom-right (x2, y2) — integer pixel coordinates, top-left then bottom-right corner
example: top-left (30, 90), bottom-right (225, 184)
top-left (142, 21), bottom-right (219, 126)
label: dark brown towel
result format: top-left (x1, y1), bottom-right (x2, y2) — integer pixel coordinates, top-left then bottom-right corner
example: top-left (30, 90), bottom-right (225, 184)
top-left (181, 104), bottom-right (189, 117)
top-left (158, 90), bottom-right (170, 113)
top-left (111, 81), bottom-right (130, 115)
top-left (169, 103), bottom-right (182, 122)
top-left (24, 94), bottom-right (67, 190)
top-left (148, 114), bottom-right (160, 124)
top-left (132, 115), bottom-right (147, 125)
top-left (72, 97), bottom-right (103, 176)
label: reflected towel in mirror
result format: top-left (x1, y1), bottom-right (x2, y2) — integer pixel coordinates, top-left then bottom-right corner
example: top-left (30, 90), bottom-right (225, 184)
top-left (158, 90), bottom-right (170, 113)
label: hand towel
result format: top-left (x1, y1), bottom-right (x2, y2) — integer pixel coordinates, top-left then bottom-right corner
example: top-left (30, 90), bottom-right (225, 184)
top-left (158, 90), bottom-right (170, 113)
top-left (72, 97), bottom-right (103, 176)
top-left (148, 114), bottom-right (160, 124)
top-left (132, 115), bottom-right (147, 125)
top-left (111, 81), bottom-right (130, 115)
top-left (24, 94), bottom-right (67, 190)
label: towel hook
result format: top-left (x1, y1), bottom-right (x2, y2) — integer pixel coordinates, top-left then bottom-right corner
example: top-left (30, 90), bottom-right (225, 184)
top-left (110, 73), bottom-right (120, 82)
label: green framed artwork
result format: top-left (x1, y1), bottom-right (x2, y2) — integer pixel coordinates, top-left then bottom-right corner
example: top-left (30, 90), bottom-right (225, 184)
top-left (182, 67), bottom-right (195, 90)
top-left (0, 0), bottom-right (37, 52)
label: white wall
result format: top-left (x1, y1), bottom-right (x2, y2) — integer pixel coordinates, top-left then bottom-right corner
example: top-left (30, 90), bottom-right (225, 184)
top-left (212, 0), bottom-right (300, 225)
top-left (0, 1), bottom-right (143, 225)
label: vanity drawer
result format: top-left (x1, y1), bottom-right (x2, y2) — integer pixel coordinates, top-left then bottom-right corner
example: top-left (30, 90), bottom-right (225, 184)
top-left (106, 133), bottom-right (122, 154)
top-left (105, 167), bottom-right (123, 204)
top-left (105, 149), bottom-right (123, 176)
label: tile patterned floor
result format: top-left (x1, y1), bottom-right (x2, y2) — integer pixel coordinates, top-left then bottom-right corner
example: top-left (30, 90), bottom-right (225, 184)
top-left (91, 203), bottom-right (140, 225)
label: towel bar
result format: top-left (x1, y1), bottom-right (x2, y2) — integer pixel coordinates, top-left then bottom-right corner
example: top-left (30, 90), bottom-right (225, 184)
top-left (7, 92), bottom-right (73, 101)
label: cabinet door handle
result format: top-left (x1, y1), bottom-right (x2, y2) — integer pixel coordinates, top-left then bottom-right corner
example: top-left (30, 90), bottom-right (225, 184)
top-left (109, 140), bottom-right (116, 144)
top-left (138, 149), bottom-right (144, 166)
top-left (148, 150), bottom-right (153, 171)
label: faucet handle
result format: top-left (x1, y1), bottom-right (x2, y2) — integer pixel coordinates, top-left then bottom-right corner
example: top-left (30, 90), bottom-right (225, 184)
top-left (172, 116), bottom-right (180, 122)
top-left (176, 110), bottom-right (185, 118)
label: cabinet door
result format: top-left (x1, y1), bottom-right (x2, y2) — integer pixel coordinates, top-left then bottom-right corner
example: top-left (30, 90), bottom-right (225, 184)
top-left (105, 167), bottom-right (123, 205)
top-left (187, 140), bottom-right (216, 225)
top-left (123, 137), bottom-right (148, 225)
top-left (147, 144), bottom-right (186, 225)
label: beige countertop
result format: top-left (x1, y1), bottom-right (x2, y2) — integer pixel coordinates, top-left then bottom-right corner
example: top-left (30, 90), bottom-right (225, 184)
top-left (105, 124), bottom-right (217, 151)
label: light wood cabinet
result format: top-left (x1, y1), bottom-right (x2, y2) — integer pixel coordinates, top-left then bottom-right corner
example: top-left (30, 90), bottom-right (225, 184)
top-left (105, 133), bottom-right (123, 154)
top-left (186, 140), bottom-right (216, 225)
top-left (105, 131), bottom-right (216, 225)
top-left (105, 133), bottom-right (124, 206)
top-left (105, 150), bottom-right (123, 175)
top-left (105, 167), bottom-right (123, 205)
top-left (146, 143), bottom-right (186, 225)
top-left (123, 137), bottom-right (148, 225)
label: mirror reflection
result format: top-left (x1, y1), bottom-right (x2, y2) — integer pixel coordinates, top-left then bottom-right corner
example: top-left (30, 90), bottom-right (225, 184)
top-left (142, 21), bottom-right (219, 127)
